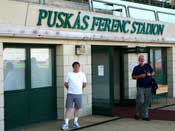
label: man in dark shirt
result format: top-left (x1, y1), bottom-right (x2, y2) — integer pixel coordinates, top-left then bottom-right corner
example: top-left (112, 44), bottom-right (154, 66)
top-left (132, 55), bottom-right (154, 121)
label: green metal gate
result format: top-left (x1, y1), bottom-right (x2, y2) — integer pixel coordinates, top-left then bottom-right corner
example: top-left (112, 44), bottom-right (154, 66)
top-left (4, 44), bottom-right (57, 130)
top-left (92, 46), bottom-right (114, 116)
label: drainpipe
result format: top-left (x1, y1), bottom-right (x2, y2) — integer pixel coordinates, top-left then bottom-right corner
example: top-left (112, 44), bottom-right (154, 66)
top-left (89, 0), bottom-right (94, 11)
top-left (39, 0), bottom-right (46, 4)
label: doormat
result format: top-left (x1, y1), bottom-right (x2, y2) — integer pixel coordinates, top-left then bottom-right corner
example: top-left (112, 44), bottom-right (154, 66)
top-left (113, 105), bottom-right (175, 121)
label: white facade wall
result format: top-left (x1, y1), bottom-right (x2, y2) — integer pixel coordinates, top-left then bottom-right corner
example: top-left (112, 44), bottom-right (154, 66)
top-left (56, 43), bottom-right (92, 119)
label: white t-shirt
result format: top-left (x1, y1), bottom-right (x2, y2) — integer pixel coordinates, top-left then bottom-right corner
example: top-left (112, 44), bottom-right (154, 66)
top-left (65, 71), bottom-right (87, 94)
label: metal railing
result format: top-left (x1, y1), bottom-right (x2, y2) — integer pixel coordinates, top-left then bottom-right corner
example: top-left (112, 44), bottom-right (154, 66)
top-left (38, 0), bottom-right (89, 4)
top-left (11, 0), bottom-right (89, 4)
top-left (11, 0), bottom-right (90, 10)
top-left (122, 0), bottom-right (175, 9)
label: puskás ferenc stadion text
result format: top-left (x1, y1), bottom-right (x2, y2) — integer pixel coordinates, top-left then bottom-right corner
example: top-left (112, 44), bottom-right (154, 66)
top-left (37, 9), bottom-right (165, 35)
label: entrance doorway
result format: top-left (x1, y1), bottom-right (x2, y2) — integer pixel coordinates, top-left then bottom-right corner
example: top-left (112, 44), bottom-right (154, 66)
top-left (92, 46), bottom-right (122, 115)
top-left (92, 46), bottom-right (149, 116)
top-left (122, 48), bottom-right (148, 105)
top-left (3, 44), bottom-right (57, 130)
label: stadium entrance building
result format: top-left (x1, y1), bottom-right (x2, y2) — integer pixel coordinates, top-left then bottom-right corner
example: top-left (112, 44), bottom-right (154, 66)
top-left (0, 0), bottom-right (175, 130)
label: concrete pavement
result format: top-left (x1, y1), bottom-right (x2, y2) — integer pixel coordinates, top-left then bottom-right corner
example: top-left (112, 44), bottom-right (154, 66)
top-left (78, 118), bottom-right (175, 131)
top-left (8, 116), bottom-right (175, 131)
top-left (8, 98), bottom-right (175, 131)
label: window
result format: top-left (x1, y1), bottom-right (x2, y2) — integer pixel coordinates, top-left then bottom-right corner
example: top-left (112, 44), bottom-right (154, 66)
top-left (158, 12), bottom-right (175, 23)
top-left (92, 1), bottom-right (127, 16)
top-left (113, 5), bottom-right (127, 17)
top-left (92, 1), bottom-right (114, 15)
top-left (128, 7), bottom-right (156, 21)
top-left (31, 48), bottom-right (52, 88)
top-left (3, 48), bottom-right (26, 91)
top-left (11, 0), bottom-right (89, 4)
top-left (149, 48), bottom-right (167, 84)
top-left (122, 0), bottom-right (175, 9)
top-left (64, 0), bottom-right (88, 2)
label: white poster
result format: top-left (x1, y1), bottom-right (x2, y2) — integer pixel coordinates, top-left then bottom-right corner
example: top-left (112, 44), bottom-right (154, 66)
top-left (98, 65), bottom-right (104, 76)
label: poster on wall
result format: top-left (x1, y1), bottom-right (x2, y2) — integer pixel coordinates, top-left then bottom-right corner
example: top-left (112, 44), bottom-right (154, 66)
top-left (129, 63), bottom-right (137, 71)
top-left (98, 65), bottom-right (104, 76)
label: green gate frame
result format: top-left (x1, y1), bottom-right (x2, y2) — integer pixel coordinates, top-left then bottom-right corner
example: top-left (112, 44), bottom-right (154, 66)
top-left (4, 43), bottom-right (57, 130)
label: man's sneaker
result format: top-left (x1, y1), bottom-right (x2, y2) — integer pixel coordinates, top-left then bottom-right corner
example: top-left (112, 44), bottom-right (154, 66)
top-left (73, 122), bottom-right (80, 128)
top-left (142, 117), bottom-right (151, 121)
top-left (61, 123), bottom-right (68, 130)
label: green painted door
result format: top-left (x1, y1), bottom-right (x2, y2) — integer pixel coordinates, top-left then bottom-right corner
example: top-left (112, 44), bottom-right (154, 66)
top-left (92, 46), bottom-right (114, 116)
top-left (4, 45), bottom-right (56, 130)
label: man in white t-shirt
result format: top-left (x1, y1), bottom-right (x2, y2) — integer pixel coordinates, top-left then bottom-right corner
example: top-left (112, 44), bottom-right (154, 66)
top-left (62, 61), bottom-right (87, 130)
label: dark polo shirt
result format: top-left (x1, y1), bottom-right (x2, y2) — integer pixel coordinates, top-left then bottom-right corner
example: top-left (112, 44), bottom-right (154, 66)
top-left (132, 63), bottom-right (153, 88)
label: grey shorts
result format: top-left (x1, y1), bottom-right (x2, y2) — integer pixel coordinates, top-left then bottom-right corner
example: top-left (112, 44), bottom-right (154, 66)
top-left (66, 94), bottom-right (82, 109)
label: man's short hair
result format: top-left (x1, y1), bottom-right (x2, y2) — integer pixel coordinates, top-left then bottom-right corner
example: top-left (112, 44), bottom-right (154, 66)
top-left (72, 61), bottom-right (80, 67)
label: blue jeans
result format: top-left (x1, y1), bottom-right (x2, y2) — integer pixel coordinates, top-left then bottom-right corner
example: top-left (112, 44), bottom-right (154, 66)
top-left (136, 87), bottom-right (152, 118)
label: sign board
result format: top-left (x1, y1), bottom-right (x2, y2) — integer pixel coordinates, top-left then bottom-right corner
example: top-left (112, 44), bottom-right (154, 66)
top-left (36, 9), bottom-right (165, 36)
top-left (98, 65), bottom-right (104, 76)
